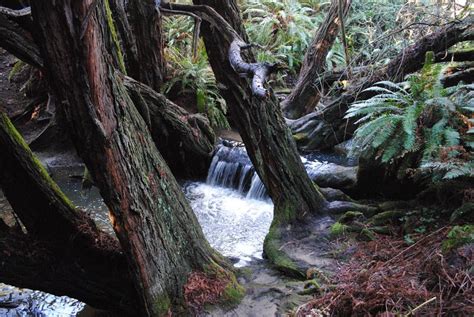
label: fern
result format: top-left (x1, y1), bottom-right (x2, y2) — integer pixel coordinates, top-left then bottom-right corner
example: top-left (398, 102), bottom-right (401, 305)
top-left (347, 51), bottom-right (472, 181)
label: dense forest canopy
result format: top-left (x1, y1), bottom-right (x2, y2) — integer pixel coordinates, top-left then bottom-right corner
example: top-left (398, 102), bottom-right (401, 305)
top-left (0, 0), bottom-right (472, 316)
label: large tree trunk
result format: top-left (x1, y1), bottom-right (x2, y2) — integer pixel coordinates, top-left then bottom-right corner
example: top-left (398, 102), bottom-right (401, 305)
top-left (185, 2), bottom-right (326, 222)
top-left (126, 0), bottom-right (165, 90)
top-left (290, 17), bottom-right (474, 151)
top-left (31, 1), bottom-right (237, 315)
top-left (282, 0), bottom-right (351, 119)
top-left (0, 3), bottom-right (215, 178)
top-left (0, 112), bottom-right (138, 315)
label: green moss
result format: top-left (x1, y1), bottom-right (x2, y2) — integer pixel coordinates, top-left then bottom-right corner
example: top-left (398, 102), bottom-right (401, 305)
top-left (330, 222), bottom-right (348, 236)
top-left (274, 203), bottom-right (298, 225)
top-left (8, 60), bottom-right (25, 82)
top-left (152, 294), bottom-right (171, 316)
top-left (221, 276), bottom-right (245, 307)
top-left (104, 0), bottom-right (127, 74)
top-left (0, 114), bottom-right (76, 210)
top-left (263, 223), bottom-right (305, 278)
top-left (338, 211), bottom-right (364, 224)
top-left (442, 225), bottom-right (474, 251)
top-left (368, 210), bottom-right (404, 226)
top-left (202, 261), bottom-right (244, 307)
top-left (293, 133), bottom-right (307, 142)
top-left (358, 228), bottom-right (376, 241)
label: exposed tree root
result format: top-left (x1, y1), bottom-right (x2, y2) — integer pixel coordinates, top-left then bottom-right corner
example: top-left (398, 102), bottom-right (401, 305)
top-left (264, 200), bottom-right (378, 278)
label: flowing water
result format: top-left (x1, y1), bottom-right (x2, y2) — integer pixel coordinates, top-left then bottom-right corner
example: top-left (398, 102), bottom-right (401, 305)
top-left (0, 142), bottom-right (350, 315)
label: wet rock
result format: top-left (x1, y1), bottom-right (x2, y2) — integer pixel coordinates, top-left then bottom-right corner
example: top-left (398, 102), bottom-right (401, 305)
top-left (338, 211), bottom-right (365, 224)
top-left (369, 210), bottom-right (405, 226)
top-left (308, 163), bottom-right (357, 190)
top-left (334, 139), bottom-right (357, 159)
top-left (319, 187), bottom-right (353, 202)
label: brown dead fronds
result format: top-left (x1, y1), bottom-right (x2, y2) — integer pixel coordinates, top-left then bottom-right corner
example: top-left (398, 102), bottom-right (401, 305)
top-left (297, 227), bottom-right (473, 316)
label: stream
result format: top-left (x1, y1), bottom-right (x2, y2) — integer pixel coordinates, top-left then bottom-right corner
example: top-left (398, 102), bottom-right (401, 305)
top-left (0, 142), bottom-right (355, 316)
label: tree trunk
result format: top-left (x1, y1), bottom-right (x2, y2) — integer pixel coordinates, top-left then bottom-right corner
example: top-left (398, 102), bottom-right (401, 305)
top-left (282, 0), bottom-right (351, 119)
top-left (289, 17), bottom-right (474, 151)
top-left (0, 3), bottom-right (215, 178)
top-left (0, 112), bottom-right (138, 315)
top-left (126, 0), bottom-right (165, 90)
top-left (0, 8), bottom-right (43, 68)
top-left (31, 1), bottom-right (237, 315)
top-left (163, 2), bottom-right (325, 276)
top-left (125, 76), bottom-right (215, 178)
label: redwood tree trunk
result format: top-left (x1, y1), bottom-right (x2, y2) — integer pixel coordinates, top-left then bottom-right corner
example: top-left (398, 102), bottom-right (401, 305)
top-left (0, 112), bottom-right (138, 315)
top-left (31, 1), bottom-right (235, 315)
top-left (126, 0), bottom-right (165, 90)
top-left (282, 0), bottom-right (351, 119)
top-left (0, 3), bottom-right (215, 178)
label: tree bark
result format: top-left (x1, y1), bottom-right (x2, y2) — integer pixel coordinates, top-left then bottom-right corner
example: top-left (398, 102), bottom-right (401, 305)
top-left (289, 17), bottom-right (474, 151)
top-left (0, 112), bottom-right (138, 315)
top-left (0, 8), bottom-right (43, 68)
top-left (126, 0), bottom-right (165, 90)
top-left (124, 76), bottom-right (215, 178)
top-left (0, 4), bottom-right (215, 178)
top-left (31, 1), bottom-right (236, 315)
top-left (282, 0), bottom-right (351, 119)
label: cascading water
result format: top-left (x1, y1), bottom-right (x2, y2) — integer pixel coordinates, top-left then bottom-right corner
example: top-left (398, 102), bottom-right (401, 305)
top-left (204, 142), bottom-right (357, 201)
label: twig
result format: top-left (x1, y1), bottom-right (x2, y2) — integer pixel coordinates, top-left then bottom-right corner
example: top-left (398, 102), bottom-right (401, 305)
top-left (382, 226), bottom-right (447, 267)
top-left (406, 296), bottom-right (437, 316)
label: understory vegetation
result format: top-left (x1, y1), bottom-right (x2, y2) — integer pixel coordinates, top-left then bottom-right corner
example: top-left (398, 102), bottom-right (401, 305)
top-left (346, 52), bottom-right (473, 181)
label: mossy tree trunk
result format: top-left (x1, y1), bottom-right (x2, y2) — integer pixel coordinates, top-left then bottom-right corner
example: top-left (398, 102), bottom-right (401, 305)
top-left (0, 2), bottom-right (215, 178)
top-left (31, 1), bottom-right (236, 316)
top-left (0, 112), bottom-right (138, 315)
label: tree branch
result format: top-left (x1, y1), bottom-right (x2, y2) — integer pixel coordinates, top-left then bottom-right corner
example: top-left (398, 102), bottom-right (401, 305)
top-left (0, 6), bottom-right (31, 17)
top-left (0, 9), bottom-right (43, 68)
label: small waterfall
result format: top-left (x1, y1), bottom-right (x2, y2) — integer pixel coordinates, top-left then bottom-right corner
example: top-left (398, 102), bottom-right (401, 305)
top-left (206, 144), bottom-right (268, 200)
top-left (246, 174), bottom-right (267, 200)
top-left (206, 141), bottom-right (356, 201)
